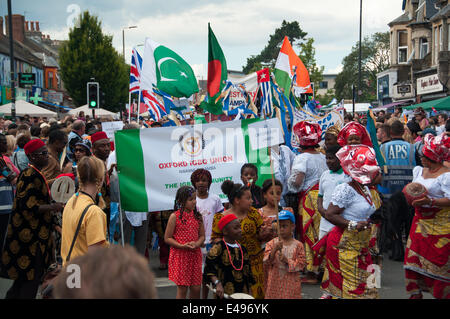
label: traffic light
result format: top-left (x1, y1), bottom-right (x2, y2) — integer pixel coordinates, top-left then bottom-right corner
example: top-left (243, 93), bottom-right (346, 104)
top-left (87, 82), bottom-right (99, 108)
top-left (99, 89), bottom-right (106, 108)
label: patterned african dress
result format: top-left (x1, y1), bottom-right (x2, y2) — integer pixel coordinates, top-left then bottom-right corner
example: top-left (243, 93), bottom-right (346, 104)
top-left (0, 167), bottom-right (54, 282)
top-left (212, 208), bottom-right (265, 299)
top-left (404, 167), bottom-right (450, 299)
top-left (264, 238), bottom-right (306, 299)
top-left (288, 152), bottom-right (327, 274)
top-left (320, 183), bottom-right (379, 299)
top-left (205, 240), bottom-right (254, 297)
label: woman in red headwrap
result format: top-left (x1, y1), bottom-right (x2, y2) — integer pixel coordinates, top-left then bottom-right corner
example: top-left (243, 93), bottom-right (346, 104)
top-left (337, 121), bottom-right (373, 147)
top-left (320, 145), bottom-right (380, 299)
top-left (0, 139), bottom-right (64, 299)
top-left (337, 121), bottom-right (382, 261)
top-left (288, 121), bottom-right (328, 283)
top-left (404, 133), bottom-right (450, 299)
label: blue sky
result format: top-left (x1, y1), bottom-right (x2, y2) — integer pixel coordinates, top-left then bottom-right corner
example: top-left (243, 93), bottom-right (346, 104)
top-left (1, 0), bottom-right (403, 78)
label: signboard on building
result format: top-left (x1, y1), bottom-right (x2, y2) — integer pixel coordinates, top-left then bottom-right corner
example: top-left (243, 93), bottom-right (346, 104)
top-left (393, 83), bottom-right (415, 100)
top-left (44, 90), bottom-right (64, 104)
top-left (417, 74), bottom-right (443, 95)
top-left (18, 73), bottom-right (36, 88)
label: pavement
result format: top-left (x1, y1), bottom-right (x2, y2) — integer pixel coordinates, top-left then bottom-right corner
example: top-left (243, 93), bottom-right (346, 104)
top-left (0, 248), bottom-right (433, 299)
top-left (146, 250), bottom-right (433, 299)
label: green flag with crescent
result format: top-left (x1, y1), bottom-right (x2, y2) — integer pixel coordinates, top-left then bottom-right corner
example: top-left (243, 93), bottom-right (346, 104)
top-left (141, 38), bottom-right (199, 98)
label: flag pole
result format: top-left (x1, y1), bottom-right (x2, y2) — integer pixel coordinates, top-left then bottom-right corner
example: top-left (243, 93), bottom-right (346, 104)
top-left (263, 108), bottom-right (281, 239)
top-left (128, 91), bottom-right (132, 123)
top-left (137, 88), bottom-right (142, 120)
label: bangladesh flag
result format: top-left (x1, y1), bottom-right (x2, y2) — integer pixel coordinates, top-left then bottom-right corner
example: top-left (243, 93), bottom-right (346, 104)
top-left (200, 23), bottom-right (227, 115)
top-left (115, 119), bottom-right (272, 212)
top-left (140, 38), bottom-right (199, 98)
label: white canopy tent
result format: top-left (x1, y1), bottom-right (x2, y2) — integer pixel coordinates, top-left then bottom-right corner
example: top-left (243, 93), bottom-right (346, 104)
top-left (69, 105), bottom-right (118, 118)
top-left (343, 103), bottom-right (372, 113)
top-left (0, 100), bottom-right (57, 117)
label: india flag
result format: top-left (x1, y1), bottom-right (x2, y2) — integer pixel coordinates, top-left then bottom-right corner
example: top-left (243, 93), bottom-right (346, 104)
top-left (115, 119), bottom-right (281, 212)
top-left (274, 36), bottom-right (312, 96)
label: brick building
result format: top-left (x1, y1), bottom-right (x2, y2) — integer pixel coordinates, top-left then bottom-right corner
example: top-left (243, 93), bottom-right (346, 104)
top-left (0, 14), bottom-right (69, 109)
top-left (377, 0), bottom-right (450, 106)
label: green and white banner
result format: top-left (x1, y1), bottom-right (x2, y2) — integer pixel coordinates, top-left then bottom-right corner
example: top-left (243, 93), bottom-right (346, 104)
top-left (116, 119), bottom-right (282, 212)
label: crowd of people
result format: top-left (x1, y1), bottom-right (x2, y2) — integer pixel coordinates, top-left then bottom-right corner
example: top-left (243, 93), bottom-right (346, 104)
top-left (0, 105), bottom-right (448, 300)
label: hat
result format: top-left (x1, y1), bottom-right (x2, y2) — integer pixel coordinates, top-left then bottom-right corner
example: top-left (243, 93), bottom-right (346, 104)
top-left (75, 138), bottom-right (92, 155)
top-left (278, 210), bottom-right (295, 224)
top-left (24, 139), bottom-right (45, 155)
top-left (337, 121), bottom-right (372, 147)
top-left (336, 145), bottom-right (380, 185)
top-left (55, 173), bottom-right (76, 181)
top-left (419, 128), bottom-right (436, 137)
top-left (406, 121), bottom-right (421, 134)
top-left (325, 125), bottom-right (340, 137)
top-left (293, 121), bottom-right (322, 146)
top-left (422, 132), bottom-right (450, 163)
top-left (91, 131), bottom-right (109, 144)
top-left (218, 214), bottom-right (238, 231)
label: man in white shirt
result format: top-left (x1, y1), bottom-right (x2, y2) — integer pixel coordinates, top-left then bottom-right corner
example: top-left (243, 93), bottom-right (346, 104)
top-left (436, 113), bottom-right (448, 135)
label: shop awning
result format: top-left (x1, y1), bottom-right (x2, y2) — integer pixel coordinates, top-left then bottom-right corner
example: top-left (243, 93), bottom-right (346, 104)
top-left (405, 96), bottom-right (450, 111)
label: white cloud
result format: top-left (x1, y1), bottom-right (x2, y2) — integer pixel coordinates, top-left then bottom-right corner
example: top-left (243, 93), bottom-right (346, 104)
top-left (325, 64), bottom-right (343, 74)
top-left (35, 0), bottom-right (404, 73)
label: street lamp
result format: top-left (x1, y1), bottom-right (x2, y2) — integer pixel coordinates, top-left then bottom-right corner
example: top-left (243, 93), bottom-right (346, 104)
top-left (357, 0), bottom-right (362, 104)
top-left (122, 26), bottom-right (138, 61)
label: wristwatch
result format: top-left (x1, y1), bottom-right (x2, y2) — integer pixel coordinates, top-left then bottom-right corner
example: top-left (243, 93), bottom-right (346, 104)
top-left (213, 279), bottom-right (220, 287)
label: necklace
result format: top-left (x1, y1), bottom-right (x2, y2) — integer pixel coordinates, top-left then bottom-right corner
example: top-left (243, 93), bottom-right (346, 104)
top-left (223, 239), bottom-right (244, 271)
top-left (353, 182), bottom-right (373, 206)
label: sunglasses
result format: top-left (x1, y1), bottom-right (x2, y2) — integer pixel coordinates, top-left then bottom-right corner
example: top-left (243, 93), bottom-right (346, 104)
top-left (74, 148), bottom-right (87, 153)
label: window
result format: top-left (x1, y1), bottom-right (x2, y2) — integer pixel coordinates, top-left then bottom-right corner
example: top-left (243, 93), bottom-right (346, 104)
top-left (439, 25), bottom-right (443, 52)
top-left (434, 27), bottom-right (438, 64)
top-left (319, 81), bottom-right (328, 89)
top-left (419, 38), bottom-right (428, 58)
top-left (448, 23), bottom-right (450, 51)
top-left (48, 71), bottom-right (53, 89)
top-left (398, 31), bottom-right (408, 63)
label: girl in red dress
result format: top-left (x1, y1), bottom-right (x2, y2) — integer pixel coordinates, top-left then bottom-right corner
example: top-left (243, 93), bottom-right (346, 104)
top-left (164, 186), bottom-right (205, 299)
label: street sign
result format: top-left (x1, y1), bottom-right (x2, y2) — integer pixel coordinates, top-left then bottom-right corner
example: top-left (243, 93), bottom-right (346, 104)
top-left (18, 73), bottom-right (36, 88)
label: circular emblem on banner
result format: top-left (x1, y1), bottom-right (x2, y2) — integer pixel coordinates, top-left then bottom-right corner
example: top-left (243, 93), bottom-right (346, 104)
top-left (179, 130), bottom-right (205, 157)
top-left (51, 176), bottom-right (76, 203)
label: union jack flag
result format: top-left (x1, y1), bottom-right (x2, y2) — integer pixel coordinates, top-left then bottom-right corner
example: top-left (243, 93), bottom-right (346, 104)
top-left (141, 89), bottom-right (167, 121)
top-left (129, 48), bottom-right (143, 93)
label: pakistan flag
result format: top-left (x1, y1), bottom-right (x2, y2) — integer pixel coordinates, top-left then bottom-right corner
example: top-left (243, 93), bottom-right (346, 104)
top-left (141, 38), bottom-right (199, 98)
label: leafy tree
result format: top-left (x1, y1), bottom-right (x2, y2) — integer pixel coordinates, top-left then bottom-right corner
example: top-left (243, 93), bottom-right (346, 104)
top-left (334, 32), bottom-right (390, 102)
top-left (59, 11), bottom-right (129, 112)
top-left (299, 38), bottom-right (324, 96)
top-left (242, 20), bottom-right (307, 74)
